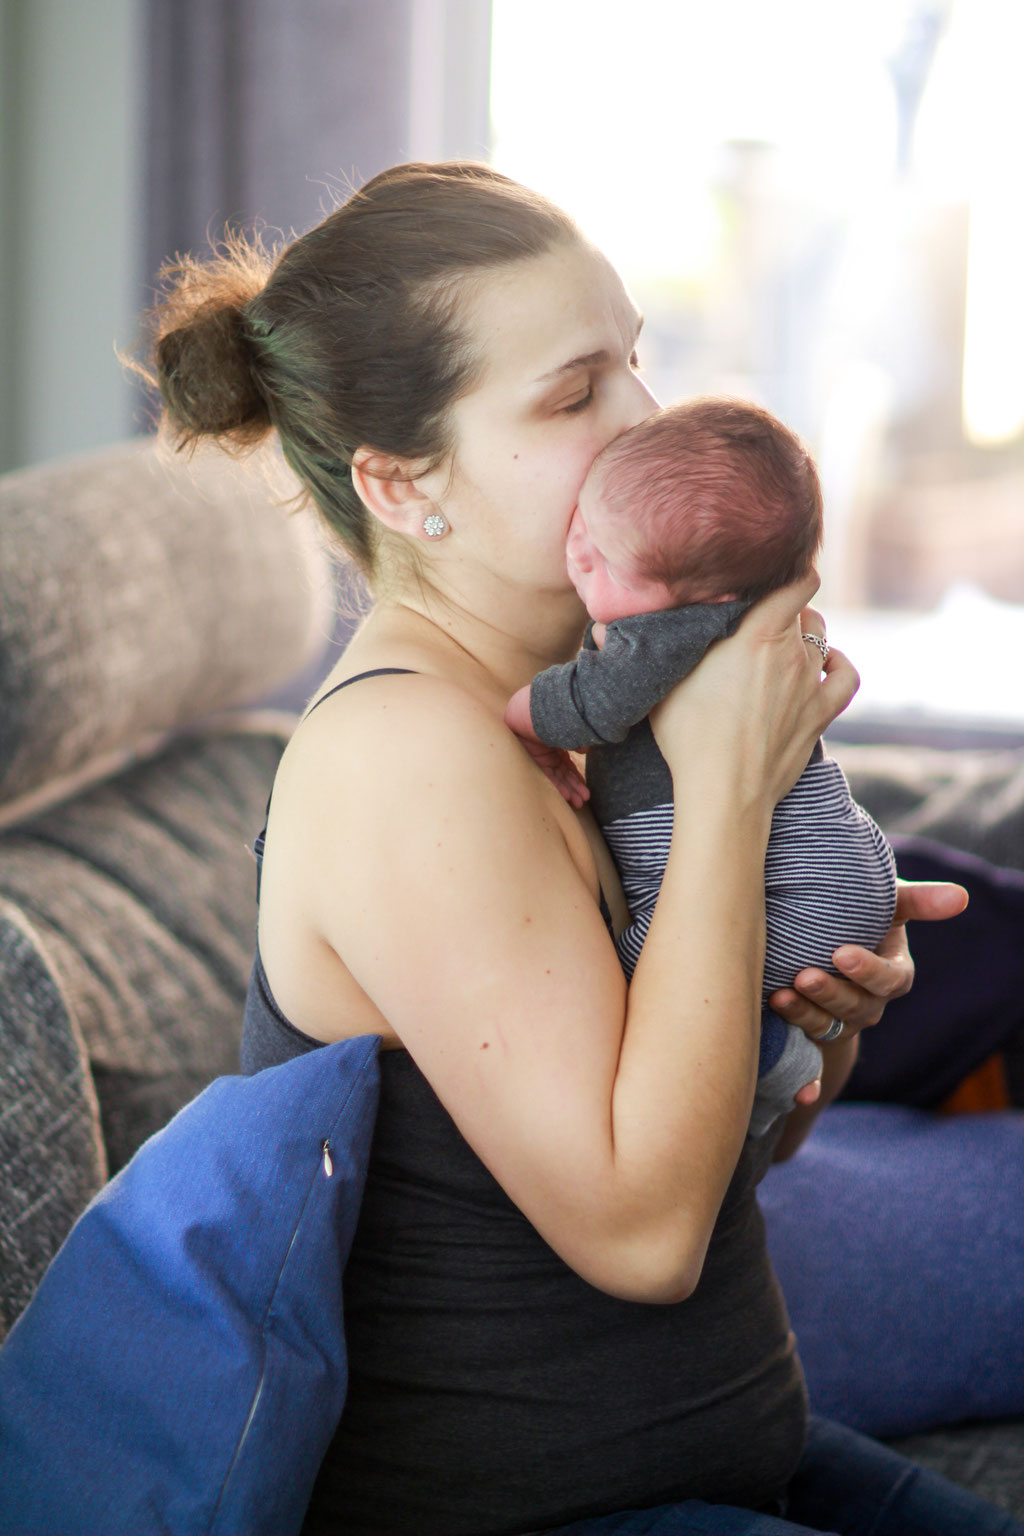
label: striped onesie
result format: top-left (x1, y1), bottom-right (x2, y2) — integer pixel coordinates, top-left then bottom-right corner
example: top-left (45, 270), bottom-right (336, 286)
top-left (529, 602), bottom-right (898, 1136)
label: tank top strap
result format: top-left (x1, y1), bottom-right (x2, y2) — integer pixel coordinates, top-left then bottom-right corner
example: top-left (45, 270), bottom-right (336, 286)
top-left (302, 667), bottom-right (419, 722)
top-left (254, 668), bottom-right (419, 875)
top-left (254, 663), bottom-right (616, 939)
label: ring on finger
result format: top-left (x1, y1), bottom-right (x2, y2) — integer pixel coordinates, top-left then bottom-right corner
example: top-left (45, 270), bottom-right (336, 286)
top-left (801, 632), bottom-right (830, 666)
top-left (818, 1017), bottom-right (845, 1044)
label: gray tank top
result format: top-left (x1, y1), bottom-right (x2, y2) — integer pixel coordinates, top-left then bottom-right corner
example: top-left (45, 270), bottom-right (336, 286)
top-left (241, 671), bottom-right (807, 1535)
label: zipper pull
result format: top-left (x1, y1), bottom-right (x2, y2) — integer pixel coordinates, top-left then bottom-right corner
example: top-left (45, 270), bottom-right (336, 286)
top-left (321, 1139), bottom-right (333, 1178)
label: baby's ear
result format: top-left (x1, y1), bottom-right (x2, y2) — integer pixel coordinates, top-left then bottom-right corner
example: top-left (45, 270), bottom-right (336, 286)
top-left (351, 447), bottom-right (434, 535)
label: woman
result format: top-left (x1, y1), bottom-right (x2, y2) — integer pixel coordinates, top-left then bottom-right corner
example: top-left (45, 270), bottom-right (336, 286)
top-left (142, 163), bottom-right (1015, 1535)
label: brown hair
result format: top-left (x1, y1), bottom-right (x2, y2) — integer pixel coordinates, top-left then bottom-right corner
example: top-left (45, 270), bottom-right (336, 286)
top-left (594, 397), bottom-right (823, 603)
top-left (134, 162), bottom-right (579, 572)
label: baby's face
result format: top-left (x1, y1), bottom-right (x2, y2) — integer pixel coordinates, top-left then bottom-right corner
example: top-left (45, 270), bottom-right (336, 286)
top-left (566, 475), bottom-right (674, 624)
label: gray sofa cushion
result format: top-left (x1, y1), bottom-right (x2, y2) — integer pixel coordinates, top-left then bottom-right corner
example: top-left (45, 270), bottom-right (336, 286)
top-left (830, 741), bottom-right (1024, 868)
top-left (0, 438), bottom-right (329, 809)
top-left (0, 900), bottom-right (106, 1340)
top-left (0, 727), bottom-right (286, 1184)
top-left (889, 1421), bottom-right (1024, 1522)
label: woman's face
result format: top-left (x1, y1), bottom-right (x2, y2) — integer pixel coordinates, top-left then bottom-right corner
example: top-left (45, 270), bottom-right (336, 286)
top-left (420, 239), bottom-right (658, 599)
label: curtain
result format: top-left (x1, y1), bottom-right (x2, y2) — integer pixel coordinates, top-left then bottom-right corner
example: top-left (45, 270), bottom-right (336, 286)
top-left (143, 0), bottom-right (493, 287)
top-left (141, 0), bottom-right (493, 699)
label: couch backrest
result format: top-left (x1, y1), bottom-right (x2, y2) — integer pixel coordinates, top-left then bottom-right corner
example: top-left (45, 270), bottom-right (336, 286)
top-left (0, 437), bottom-right (332, 818)
top-left (0, 437), bottom-right (334, 1339)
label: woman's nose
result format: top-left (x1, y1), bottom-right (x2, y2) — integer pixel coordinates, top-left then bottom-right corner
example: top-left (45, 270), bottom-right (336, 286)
top-left (620, 372), bottom-right (660, 433)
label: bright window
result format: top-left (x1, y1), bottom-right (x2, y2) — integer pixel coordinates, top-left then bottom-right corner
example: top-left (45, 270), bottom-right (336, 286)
top-left (490, 0), bottom-right (1024, 731)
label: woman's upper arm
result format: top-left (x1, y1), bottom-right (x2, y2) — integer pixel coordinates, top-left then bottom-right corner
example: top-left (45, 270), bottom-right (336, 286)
top-left (296, 681), bottom-right (637, 1273)
top-left (277, 672), bottom-right (778, 1301)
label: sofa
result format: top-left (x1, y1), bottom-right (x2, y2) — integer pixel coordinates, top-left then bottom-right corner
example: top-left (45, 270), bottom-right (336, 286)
top-left (0, 437), bottom-right (334, 1335)
top-left (0, 439), bottom-right (1021, 1523)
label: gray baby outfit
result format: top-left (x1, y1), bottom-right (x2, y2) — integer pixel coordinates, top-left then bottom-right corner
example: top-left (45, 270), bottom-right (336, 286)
top-left (529, 603), bottom-right (897, 1136)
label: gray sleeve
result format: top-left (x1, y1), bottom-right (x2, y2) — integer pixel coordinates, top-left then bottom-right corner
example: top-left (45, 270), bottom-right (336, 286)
top-left (528, 602), bottom-right (750, 750)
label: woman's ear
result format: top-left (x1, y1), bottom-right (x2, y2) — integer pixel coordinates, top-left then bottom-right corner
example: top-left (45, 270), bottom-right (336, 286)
top-left (351, 448), bottom-right (445, 539)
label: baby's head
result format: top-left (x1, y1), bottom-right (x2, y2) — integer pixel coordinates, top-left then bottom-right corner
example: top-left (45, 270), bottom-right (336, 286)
top-left (566, 397), bottom-right (823, 623)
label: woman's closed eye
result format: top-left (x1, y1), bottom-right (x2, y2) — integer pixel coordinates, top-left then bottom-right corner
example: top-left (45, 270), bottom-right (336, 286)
top-left (558, 350), bottom-right (642, 415)
top-left (561, 388), bottom-right (593, 414)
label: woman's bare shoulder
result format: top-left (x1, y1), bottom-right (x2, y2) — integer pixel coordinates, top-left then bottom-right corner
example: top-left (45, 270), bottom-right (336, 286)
top-left (269, 663), bottom-right (625, 1057)
top-left (282, 668), bottom-right (539, 807)
top-left (267, 668), bottom-right (596, 915)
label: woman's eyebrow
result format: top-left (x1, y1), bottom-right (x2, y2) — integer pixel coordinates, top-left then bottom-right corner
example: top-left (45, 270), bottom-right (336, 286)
top-left (532, 315), bottom-right (645, 387)
top-left (534, 349), bottom-right (609, 385)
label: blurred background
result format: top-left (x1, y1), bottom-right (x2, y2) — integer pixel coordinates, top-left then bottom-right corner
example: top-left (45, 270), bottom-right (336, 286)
top-left (2, 0), bottom-right (1021, 733)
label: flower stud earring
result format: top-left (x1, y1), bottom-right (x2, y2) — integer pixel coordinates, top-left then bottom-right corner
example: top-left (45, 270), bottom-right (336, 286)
top-left (423, 512), bottom-right (448, 539)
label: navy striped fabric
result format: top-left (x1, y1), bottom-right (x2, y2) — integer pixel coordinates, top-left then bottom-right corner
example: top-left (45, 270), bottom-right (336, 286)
top-left (605, 757), bottom-right (897, 991)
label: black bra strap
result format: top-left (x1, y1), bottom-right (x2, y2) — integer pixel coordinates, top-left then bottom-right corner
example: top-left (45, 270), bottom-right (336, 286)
top-left (302, 667), bottom-right (418, 722)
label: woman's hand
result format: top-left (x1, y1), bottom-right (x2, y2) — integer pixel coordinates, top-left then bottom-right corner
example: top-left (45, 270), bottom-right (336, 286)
top-left (769, 880), bottom-right (969, 1160)
top-left (650, 575), bottom-right (858, 816)
top-left (768, 879), bottom-right (970, 1044)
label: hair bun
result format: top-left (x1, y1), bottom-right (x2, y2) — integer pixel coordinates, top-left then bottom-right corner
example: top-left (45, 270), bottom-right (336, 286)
top-left (132, 234), bottom-right (275, 452)
top-left (157, 302), bottom-right (269, 443)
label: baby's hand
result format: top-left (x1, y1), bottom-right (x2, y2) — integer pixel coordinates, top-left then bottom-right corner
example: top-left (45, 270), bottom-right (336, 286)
top-left (525, 743), bottom-right (591, 808)
top-left (505, 686), bottom-right (590, 808)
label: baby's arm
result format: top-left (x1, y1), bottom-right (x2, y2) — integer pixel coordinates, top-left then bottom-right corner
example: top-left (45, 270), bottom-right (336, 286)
top-left (504, 629), bottom-right (620, 806)
top-left (529, 604), bottom-right (749, 752)
top-left (505, 683), bottom-right (539, 742)
top-left (504, 684), bottom-right (589, 808)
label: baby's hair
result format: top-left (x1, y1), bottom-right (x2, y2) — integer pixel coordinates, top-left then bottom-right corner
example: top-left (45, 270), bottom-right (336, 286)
top-left (594, 398), bottom-right (823, 604)
top-left (130, 162), bottom-right (579, 576)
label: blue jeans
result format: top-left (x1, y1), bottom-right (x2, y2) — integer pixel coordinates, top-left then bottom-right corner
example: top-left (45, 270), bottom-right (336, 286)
top-left (534, 1417), bottom-right (1023, 1534)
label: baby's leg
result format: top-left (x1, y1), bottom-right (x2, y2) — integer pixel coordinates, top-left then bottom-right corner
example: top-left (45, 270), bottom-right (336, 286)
top-left (750, 1015), bottom-right (823, 1137)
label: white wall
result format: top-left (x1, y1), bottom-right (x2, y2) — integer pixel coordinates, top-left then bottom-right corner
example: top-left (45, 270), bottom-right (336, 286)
top-left (0, 0), bottom-right (143, 473)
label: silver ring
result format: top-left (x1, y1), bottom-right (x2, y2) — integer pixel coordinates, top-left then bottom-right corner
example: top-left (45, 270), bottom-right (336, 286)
top-left (818, 1017), bottom-right (845, 1043)
top-left (801, 632), bottom-right (830, 666)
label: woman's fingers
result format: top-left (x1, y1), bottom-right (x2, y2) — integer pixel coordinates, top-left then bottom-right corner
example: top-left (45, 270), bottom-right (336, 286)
top-left (817, 644), bottom-right (859, 721)
top-left (768, 878), bottom-right (970, 1041)
top-left (772, 912), bottom-right (907, 1037)
top-left (798, 604), bottom-right (826, 640)
top-left (832, 879), bottom-right (968, 982)
top-left (768, 967), bottom-right (889, 1039)
top-left (751, 585), bottom-right (859, 730)
top-left (743, 572), bottom-right (821, 635)
top-left (892, 879), bottom-right (969, 924)
top-left (797, 601), bottom-right (860, 719)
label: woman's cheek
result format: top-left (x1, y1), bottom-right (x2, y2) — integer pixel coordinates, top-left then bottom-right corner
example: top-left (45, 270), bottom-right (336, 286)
top-left (560, 428), bottom-right (608, 497)
top-left (512, 422), bottom-right (603, 531)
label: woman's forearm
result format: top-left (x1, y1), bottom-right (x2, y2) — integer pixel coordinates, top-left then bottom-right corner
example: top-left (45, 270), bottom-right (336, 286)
top-left (606, 793), bottom-right (774, 1297)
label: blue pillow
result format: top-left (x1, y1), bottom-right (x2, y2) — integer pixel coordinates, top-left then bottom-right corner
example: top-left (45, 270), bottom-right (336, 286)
top-left (0, 1034), bottom-right (381, 1536)
top-left (760, 1103), bottom-right (1024, 1438)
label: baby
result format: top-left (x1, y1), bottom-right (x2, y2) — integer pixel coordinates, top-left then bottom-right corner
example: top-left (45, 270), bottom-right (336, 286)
top-left (505, 397), bottom-right (897, 1136)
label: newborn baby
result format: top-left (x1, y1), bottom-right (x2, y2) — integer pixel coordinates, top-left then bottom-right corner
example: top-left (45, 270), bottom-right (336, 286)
top-left (506, 397), bottom-right (896, 1135)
